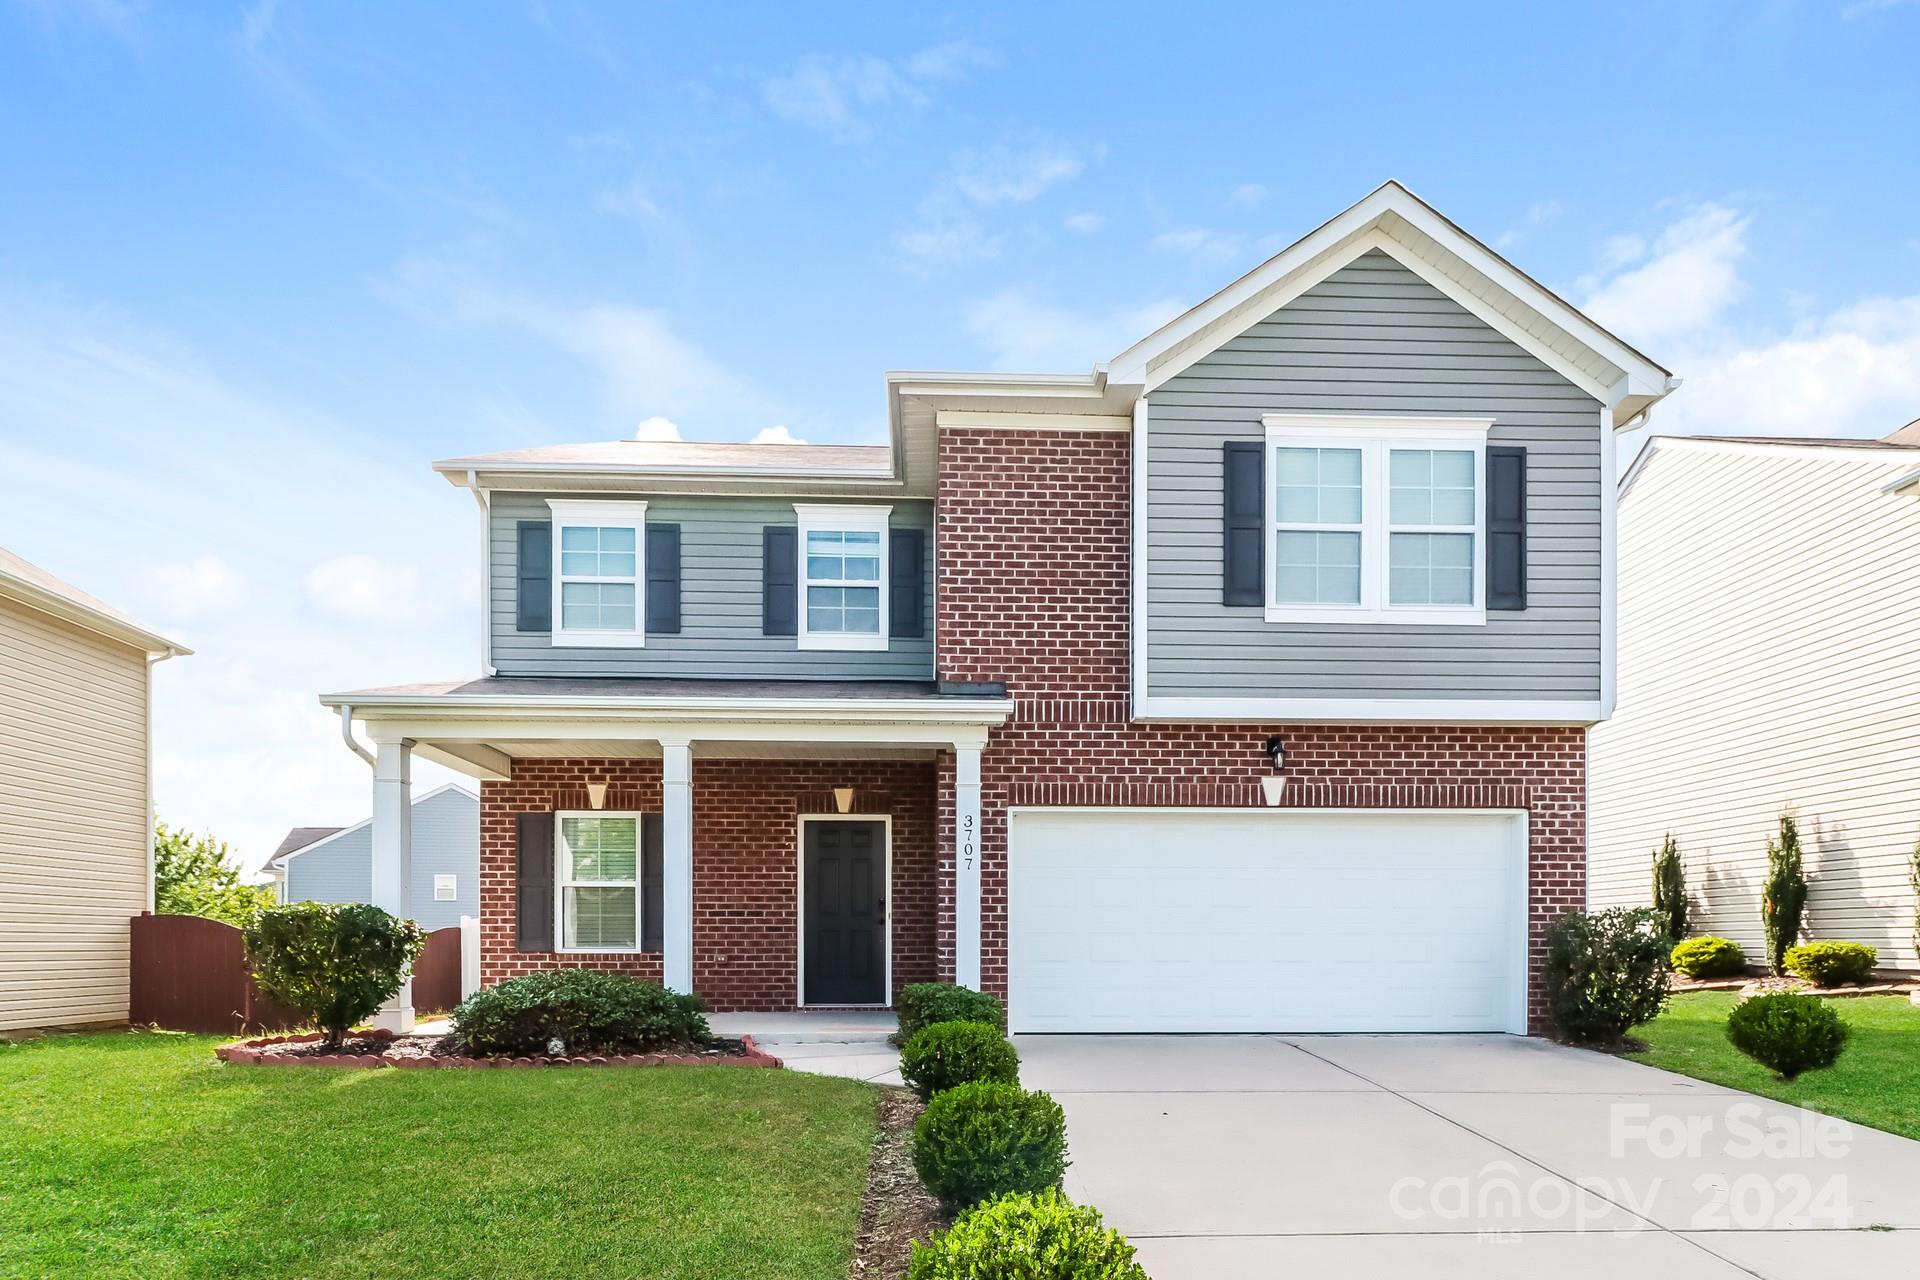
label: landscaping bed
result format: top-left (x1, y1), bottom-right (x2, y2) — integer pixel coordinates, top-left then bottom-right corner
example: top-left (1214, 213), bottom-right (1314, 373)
top-left (217, 1028), bottom-right (779, 1069)
top-left (850, 1089), bottom-right (945, 1278)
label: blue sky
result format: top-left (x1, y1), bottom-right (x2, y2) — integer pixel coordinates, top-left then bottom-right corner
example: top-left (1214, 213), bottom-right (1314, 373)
top-left (3, 0), bottom-right (1919, 870)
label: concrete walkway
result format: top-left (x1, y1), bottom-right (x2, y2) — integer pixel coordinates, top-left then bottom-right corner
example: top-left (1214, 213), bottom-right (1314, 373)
top-left (1016, 1033), bottom-right (1920, 1279)
top-left (711, 1010), bottom-right (902, 1085)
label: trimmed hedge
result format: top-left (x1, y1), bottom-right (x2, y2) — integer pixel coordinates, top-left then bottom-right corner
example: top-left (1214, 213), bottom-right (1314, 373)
top-left (893, 983), bottom-right (1004, 1048)
top-left (901, 1021), bottom-right (1020, 1100)
top-left (907, 1190), bottom-right (1148, 1280)
top-left (1671, 936), bottom-right (1747, 979)
top-left (912, 1080), bottom-right (1067, 1208)
top-left (1543, 907), bottom-right (1672, 1044)
top-left (1727, 991), bottom-right (1848, 1079)
top-left (245, 902), bottom-right (426, 1049)
top-left (450, 968), bottom-right (708, 1057)
top-left (1783, 941), bottom-right (1878, 988)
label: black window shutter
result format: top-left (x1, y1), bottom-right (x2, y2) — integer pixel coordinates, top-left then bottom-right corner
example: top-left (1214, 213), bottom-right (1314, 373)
top-left (514, 813), bottom-right (554, 952)
top-left (641, 814), bottom-right (664, 953)
top-left (646, 524), bottom-right (681, 635)
top-left (888, 527), bottom-right (925, 638)
top-left (763, 526), bottom-right (798, 635)
top-left (1222, 441), bottom-right (1265, 607)
top-left (515, 521), bottom-right (552, 632)
top-left (1487, 445), bottom-right (1528, 611)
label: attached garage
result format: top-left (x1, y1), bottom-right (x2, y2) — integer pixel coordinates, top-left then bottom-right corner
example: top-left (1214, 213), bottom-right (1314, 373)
top-left (1006, 809), bottom-right (1528, 1035)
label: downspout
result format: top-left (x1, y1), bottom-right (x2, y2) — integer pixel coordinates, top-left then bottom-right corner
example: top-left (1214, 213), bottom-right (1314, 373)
top-left (339, 704), bottom-right (376, 768)
top-left (469, 470), bottom-right (496, 676)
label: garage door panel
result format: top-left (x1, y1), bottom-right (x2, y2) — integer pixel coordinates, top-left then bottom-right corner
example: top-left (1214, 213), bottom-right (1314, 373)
top-left (1008, 810), bottom-right (1523, 1034)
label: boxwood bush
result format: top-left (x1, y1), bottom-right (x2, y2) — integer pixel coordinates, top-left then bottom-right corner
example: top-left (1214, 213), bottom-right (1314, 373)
top-left (1671, 936), bottom-right (1747, 979)
top-left (1783, 941), bottom-right (1878, 987)
top-left (450, 968), bottom-right (708, 1057)
top-left (1726, 991), bottom-right (1848, 1079)
top-left (1543, 907), bottom-right (1671, 1045)
top-left (907, 1190), bottom-right (1148, 1280)
top-left (245, 902), bottom-right (427, 1048)
top-left (893, 983), bottom-right (1004, 1048)
top-left (901, 1021), bottom-right (1020, 1100)
top-left (912, 1080), bottom-right (1067, 1208)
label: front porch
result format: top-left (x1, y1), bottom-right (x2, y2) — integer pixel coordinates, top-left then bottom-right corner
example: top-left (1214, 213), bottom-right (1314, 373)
top-left (322, 678), bottom-right (1010, 1030)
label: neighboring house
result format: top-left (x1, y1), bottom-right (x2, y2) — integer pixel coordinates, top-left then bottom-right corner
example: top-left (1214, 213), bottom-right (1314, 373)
top-left (0, 548), bottom-right (188, 1033)
top-left (322, 181), bottom-right (1677, 1035)
top-left (262, 783), bottom-right (479, 933)
top-left (1589, 430), bottom-right (1920, 971)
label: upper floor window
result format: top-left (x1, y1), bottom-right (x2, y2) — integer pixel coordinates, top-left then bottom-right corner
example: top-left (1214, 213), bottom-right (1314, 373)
top-left (1263, 415), bottom-right (1489, 626)
top-left (548, 499), bottom-right (648, 648)
top-left (794, 504), bottom-right (891, 651)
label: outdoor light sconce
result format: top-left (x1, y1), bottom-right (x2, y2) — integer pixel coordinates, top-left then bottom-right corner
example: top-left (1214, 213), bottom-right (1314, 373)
top-left (1260, 736), bottom-right (1288, 807)
top-left (833, 786), bottom-right (856, 814)
top-left (586, 782), bottom-right (609, 811)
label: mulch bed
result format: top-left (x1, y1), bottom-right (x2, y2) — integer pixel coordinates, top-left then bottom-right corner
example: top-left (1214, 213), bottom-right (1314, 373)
top-left (217, 1029), bottom-right (782, 1069)
top-left (850, 1089), bottom-right (948, 1278)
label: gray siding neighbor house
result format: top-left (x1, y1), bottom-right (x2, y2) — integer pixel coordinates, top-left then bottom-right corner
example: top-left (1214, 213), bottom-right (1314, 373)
top-left (265, 783), bottom-right (479, 932)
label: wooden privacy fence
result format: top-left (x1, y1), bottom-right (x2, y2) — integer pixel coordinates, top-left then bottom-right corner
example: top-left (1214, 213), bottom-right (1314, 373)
top-left (130, 914), bottom-right (463, 1034)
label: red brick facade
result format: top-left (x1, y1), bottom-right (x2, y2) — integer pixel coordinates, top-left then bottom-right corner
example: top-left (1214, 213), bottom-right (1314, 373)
top-left (480, 758), bottom-right (937, 1011)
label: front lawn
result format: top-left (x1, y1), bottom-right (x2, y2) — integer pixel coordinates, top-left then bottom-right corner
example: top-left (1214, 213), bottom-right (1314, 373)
top-left (1629, 991), bottom-right (1920, 1141)
top-left (0, 1031), bottom-right (878, 1279)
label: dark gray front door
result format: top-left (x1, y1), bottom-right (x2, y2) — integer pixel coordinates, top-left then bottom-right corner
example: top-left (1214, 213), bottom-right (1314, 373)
top-left (803, 819), bottom-right (886, 1005)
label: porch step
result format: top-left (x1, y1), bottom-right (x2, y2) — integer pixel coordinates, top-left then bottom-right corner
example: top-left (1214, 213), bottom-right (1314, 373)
top-left (709, 1011), bottom-right (898, 1046)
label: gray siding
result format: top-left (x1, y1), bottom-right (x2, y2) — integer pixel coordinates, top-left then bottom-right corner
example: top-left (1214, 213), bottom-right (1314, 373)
top-left (490, 493), bottom-right (935, 680)
top-left (283, 786), bottom-right (479, 933)
top-left (1146, 249), bottom-right (1603, 701)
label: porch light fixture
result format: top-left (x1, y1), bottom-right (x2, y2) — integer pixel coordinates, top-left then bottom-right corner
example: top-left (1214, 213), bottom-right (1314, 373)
top-left (586, 782), bottom-right (609, 811)
top-left (1260, 736), bottom-right (1288, 807)
top-left (833, 786), bottom-right (856, 815)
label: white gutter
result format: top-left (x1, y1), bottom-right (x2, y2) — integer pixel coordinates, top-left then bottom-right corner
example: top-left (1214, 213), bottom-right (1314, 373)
top-left (468, 470), bottom-right (495, 676)
top-left (339, 704), bottom-right (376, 767)
top-left (319, 690), bottom-right (1014, 727)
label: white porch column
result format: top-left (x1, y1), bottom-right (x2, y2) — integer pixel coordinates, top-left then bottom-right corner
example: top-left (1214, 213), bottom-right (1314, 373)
top-left (370, 736), bottom-right (415, 1032)
top-left (660, 737), bottom-right (694, 994)
top-left (955, 744), bottom-right (983, 990)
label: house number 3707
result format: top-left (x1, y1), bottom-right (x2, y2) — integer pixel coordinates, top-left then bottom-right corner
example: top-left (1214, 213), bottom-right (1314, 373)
top-left (961, 813), bottom-right (976, 870)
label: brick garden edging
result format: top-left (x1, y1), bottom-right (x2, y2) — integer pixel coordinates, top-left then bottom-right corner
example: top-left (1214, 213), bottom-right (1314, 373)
top-left (216, 1030), bottom-right (783, 1070)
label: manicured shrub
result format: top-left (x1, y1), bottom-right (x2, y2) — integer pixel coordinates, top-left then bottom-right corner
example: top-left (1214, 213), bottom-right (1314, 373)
top-left (901, 1021), bottom-right (1020, 1100)
top-left (450, 968), bottom-right (708, 1057)
top-left (1783, 941), bottom-right (1878, 988)
top-left (1671, 936), bottom-right (1747, 979)
top-left (1761, 814), bottom-right (1809, 974)
top-left (1651, 833), bottom-right (1688, 942)
top-left (245, 902), bottom-right (427, 1049)
top-left (907, 1190), bottom-right (1148, 1280)
top-left (912, 1080), bottom-right (1067, 1208)
top-left (1543, 907), bottom-right (1671, 1045)
top-left (893, 982), bottom-right (1004, 1048)
top-left (1727, 992), bottom-right (1848, 1079)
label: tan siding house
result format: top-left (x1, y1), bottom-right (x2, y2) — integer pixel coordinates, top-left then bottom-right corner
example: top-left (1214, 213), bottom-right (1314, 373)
top-left (0, 548), bottom-right (187, 1032)
top-left (1589, 434), bottom-right (1920, 971)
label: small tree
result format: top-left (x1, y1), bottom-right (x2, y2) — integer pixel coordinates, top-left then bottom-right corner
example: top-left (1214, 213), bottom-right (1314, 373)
top-left (1761, 814), bottom-right (1809, 974)
top-left (245, 903), bottom-right (426, 1047)
top-left (1651, 833), bottom-right (1687, 942)
top-left (154, 822), bottom-right (275, 926)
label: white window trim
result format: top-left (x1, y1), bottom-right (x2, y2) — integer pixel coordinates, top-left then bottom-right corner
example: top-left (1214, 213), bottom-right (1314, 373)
top-left (1262, 414), bottom-right (1491, 627)
top-left (553, 810), bottom-right (646, 955)
top-left (547, 499), bottom-right (648, 649)
top-left (793, 503), bottom-right (892, 652)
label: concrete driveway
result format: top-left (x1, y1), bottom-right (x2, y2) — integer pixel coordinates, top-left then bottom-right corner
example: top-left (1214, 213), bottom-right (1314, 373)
top-left (1016, 1034), bottom-right (1920, 1279)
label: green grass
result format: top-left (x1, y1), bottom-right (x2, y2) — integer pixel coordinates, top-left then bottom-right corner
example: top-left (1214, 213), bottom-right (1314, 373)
top-left (0, 1030), bottom-right (878, 1280)
top-left (1629, 992), bottom-right (1920, 1141)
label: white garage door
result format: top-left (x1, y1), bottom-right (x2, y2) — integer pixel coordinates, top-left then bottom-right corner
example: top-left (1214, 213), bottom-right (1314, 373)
top-left (1007, 809), bottom-right (1526, 1034)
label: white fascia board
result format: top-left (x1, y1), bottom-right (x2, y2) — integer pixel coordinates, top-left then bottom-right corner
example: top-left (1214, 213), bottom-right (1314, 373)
top-left (273, 782), bottom-right (476, 867)
top-left (434, 459), bottom-right (899, 485)
top-left (935, 410), bottom-right (1131, 432)
top-left (323, 690), bottom-right (1015, 726)
top-left (336, 715), bottom-right (1000, 751)
top-left (0, 573), bottom-right (191, 659)
top-left (1136, 697), bottom-right (1605, 726)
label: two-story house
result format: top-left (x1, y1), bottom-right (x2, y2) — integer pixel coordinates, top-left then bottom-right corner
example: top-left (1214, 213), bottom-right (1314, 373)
top-left (324, 182), bottom-right (1675, 1036)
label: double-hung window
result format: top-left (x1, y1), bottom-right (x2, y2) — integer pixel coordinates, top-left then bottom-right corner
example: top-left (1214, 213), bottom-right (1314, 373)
top-left (555, 813), bottom-right (641, 952)
top-left (548, 499), bottom-right (647, 647)
top-left (794, 504), bottom-right (890, 651)
top-left (1263, 415), bottom-right (1490, 625)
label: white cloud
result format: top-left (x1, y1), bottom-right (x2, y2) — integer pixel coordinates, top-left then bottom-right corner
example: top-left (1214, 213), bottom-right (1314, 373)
top-left (633, 415), bottom-right (681, 441)
top-left (1582, 204), bottom-right (1751, 345)
top-left (305, 554), bottom-right (467, 627)
top-left (1495, 199), bottom-right (1564, 248)
top-left (946, 145), bottom-right (1084, 205)
top-left (136, 554), bottom-right (246, 624)
top-left (962, 288), bottom-right (1185, 371)
top-left (895, 219), bottom-right (1001, 270)
top-left (896, 140), bottom-right (1093, 272)
top-left (1226, 183), bottom-right (1268, 211)
top-left (750, 424), bottom-right (805, 445)
top-left (763, 40), bottom-right (999, 142)
top-left (1152, 227), bottom-right (1248, 262)
top-left (1063, 211), bottom-right (1107, 235)
top-left (596, 174), bottom-right (661, 219)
